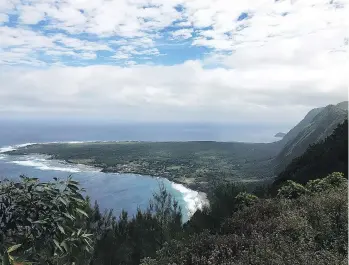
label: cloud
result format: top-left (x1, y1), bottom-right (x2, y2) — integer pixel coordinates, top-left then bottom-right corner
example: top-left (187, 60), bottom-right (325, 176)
top-left (0, 26), bottom-right (114, 64)
top-left (0, 61), bottom-right (346, 123)
top-left (0, 13), bottom-right (8, 23)
top-left (171, 28), bottom-right (193, 40)
top-left (1, 0), bottom-right (347, 64)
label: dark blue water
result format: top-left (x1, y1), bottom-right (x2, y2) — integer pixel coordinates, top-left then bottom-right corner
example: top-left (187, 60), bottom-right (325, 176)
top-left (0, 119), bottom-right (286, 221)
top-left (0, 118), bottom-right (287, 145)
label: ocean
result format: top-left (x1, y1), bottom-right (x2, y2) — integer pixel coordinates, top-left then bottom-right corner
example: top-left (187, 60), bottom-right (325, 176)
top-left (0, 119), bottom-right (286, 221)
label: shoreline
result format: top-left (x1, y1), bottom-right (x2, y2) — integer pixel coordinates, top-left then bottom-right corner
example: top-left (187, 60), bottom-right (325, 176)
top-left (0, 142), bottom-right (210, 218)
top-left (1, 141), bottom-right (210, 192)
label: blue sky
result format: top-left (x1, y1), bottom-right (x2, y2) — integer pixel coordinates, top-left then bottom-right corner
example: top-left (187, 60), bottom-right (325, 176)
top-left (1, 5), bottom-right (217, 66)
top-left (0, 0), bottom-right (347, 123)
top-left (3, 14), bottom-right (218, 68)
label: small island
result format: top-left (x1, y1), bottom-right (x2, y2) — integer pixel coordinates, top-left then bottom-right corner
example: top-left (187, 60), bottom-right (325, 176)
top-left (274, 132), bottom-right (286, 138)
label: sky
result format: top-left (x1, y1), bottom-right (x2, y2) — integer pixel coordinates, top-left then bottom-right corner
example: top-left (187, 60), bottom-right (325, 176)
top-left (0, 0), bottom-right (348, 124)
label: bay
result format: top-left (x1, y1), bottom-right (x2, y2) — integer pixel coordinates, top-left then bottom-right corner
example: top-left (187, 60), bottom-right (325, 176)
top-left (0, 119), bottom-right (283, 222)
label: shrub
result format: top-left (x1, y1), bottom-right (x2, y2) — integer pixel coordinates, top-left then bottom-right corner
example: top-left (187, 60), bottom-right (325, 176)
top-left (234, 192), bottom-right (258, 209)
top-left (277, 180), bottom-right (309, 199)
top-left (143, 174), bottom-right (348, 265)
top-left (306, 172), bottom-right (346, 192)
top-left (0, 176), bottom-right (92, 265)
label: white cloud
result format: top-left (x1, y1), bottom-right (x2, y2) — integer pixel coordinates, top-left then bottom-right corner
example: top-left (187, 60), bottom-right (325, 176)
top-left (0, 61), bottom-right (346, 123)
top-left (171, 28), bottom-right (193, 40)
top-left (0, 13), bottom-right (8, 23)
top-left (0, 27), bottom-right (114, 64)
top-left (174, 20), bottom-right (192, 27)
top-left (18, 5), bottom-right (46, 24)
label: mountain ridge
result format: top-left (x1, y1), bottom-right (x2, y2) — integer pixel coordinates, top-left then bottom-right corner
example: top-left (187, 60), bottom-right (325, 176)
top-left (274, 101), bottom-right (348, 173)
top-left (274, 119), bottom-right (348, 186)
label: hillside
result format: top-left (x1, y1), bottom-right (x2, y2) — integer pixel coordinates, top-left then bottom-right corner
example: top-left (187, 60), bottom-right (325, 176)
top-left (274, 101), bottom-right (348, 173)
top-left (274, 119), bottom-right (348, 186)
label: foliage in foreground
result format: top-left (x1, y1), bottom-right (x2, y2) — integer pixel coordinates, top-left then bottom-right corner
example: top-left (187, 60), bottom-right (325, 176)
top-left (0, 178), bottom-right (182, 265)
top-left (0, 176), bottom-right (92, 265)
top-left (143, 173), bottom-right (348, 265)
top-left (0, 172), bottom-right (347, 265)
top-left (89, 183), bottom-right (182, 265)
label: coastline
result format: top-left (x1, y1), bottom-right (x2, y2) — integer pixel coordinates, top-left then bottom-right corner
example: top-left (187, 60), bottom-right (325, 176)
top-left (3, 140), bottom-right (279, 194)
top-left (2, 141), bottom-right (210, 192)
top-left (0, 142), bottom-right (210, 219)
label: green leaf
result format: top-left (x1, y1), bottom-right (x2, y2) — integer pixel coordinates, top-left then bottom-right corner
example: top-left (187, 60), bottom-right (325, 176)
top-left (85, 239), bottom-right (92, 248)
top-left (7, 244), bottom-right (22, 253)
top-left (68, 184), bottom-right (79, 191)
top-left (69, 180), bottom-right (79, 185)
top-left (60, 241), bottom-right (69, 252)
top-left (76, 208), bottom-right (88, 217)
top-left (63, 212), bottom-right (75, 220)
top-left (71, 197), bottom-right (85, 204)
top-left (53, 239), bottom-right (63, 252)
top-left (33, 220), bottom-right (47, 224)
top-left (58, 197), bottom-right (68, 206)
top-left (57, 224), bottom-right (65, 234)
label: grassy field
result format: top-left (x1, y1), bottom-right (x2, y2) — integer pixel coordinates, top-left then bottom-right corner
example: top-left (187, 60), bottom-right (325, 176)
top-left (7, 141), bottom-right (281, 191)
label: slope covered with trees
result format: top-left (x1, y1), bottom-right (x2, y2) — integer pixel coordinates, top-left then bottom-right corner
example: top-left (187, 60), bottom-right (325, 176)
top-left (274, 102), bottom-right (348, 173)
top-left (144, 173), bottom-right (347, 265)
top-left (274, 119), bottom-right (348, 186)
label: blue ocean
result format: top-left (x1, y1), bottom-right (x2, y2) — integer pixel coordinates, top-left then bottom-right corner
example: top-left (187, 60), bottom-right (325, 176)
top-left (0, 119), bottom-right (287, 221)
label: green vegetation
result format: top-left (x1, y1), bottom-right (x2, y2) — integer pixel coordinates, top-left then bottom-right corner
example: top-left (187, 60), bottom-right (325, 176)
top-left (7, 141), bottom-right (280, 191)
top-left (274, 120), bottom-right (348, 186)
top-left (0, 176), bottom-right (92, 265)
top-left (1, 172), bottom-right (347, 265)
top-left (144, 173), bottom-right (347, 265)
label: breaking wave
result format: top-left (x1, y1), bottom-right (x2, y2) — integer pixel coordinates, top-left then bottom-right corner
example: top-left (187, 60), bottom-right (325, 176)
top-left (171, 182), bottom-right (209, 217)
top-left (0, 140), bottom-right (208, 219)
top-left (0, 142), bottom-right (101, 173)
top-left (10, 158), bottom-right (81, 173)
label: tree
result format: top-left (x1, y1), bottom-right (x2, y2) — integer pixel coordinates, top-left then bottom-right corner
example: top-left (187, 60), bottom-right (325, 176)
top-left (90, 182), bottom-right (183, 265)
top-left (148, 182), bottom-right (182, 248)
top-left (0, 176), bottom-right (93, 265)
top-left (277, 180), bottom-right (309, 199)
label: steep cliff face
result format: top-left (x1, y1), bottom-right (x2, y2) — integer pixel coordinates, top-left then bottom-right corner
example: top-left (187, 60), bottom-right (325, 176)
top-left (274, 101), bottom-right (348, 173)
top-left (274, 119), bottom-right (348, 186)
